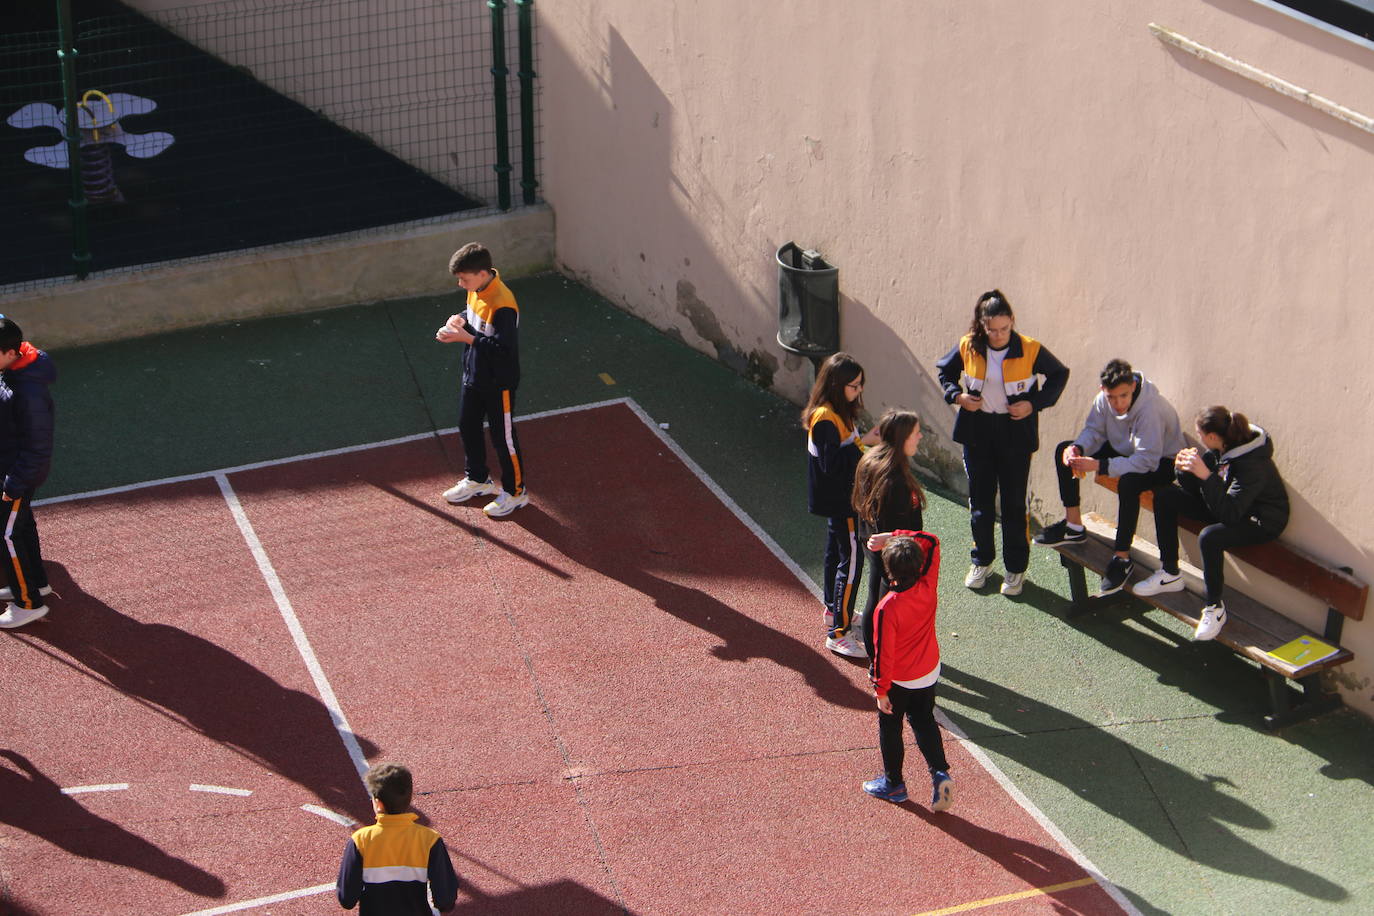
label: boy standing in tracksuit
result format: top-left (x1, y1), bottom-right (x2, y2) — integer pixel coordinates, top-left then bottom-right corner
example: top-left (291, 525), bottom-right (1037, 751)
top-left (0, 317), bottom-right (56, 630)
top-left (1035, 358), bottom-right (1186, 596)
top-left (436, 243), bottom-right (529, 518)
top-left (337, 762), bottom-right (459, 914)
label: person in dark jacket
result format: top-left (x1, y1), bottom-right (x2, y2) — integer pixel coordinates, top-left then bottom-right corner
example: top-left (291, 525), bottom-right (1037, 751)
top-left (1135, 405), bottom-right (1290, 641)
top-left (936, 290), bottom-right (1069, 596)
top-left (804, 352), bottom-right (881, 658)
top-left (851, 409), bottom-right (926, 657)
top-left (436, 243), bottom-right (528, 518)
top-left (0, 316), bottom-right (56, 629)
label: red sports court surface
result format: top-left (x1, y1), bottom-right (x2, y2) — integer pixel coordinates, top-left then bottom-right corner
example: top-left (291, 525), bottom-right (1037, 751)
top-left (1, 400), bottom-right (1129, 915)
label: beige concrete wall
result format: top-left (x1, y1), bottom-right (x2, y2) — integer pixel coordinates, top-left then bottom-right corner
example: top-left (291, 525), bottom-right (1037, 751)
top-left (537, 1), bottom-right (1374, 714)
top-left (3, 206), bottom-right (554, 348)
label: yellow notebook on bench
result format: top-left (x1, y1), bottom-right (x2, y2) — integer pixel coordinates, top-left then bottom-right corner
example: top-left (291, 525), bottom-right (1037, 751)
top-left (1267, 635), bottom-right (1340, 667)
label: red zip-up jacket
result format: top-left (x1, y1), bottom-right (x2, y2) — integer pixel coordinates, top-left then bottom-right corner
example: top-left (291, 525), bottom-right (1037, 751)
top-left (869, 530), bottom-right (940, 697)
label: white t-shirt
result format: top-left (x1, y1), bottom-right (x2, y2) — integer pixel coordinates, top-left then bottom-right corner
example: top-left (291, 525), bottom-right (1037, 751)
top-left (980, 346), bottom-right (1010, 414)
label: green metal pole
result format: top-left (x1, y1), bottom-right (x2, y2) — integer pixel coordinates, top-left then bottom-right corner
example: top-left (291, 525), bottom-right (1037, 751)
top-left (488, 0), bottom-right (512, 211)
top-left (55, 0), bottom-right (90, 280)
top-left (514, 0), bottom-right (537, 205)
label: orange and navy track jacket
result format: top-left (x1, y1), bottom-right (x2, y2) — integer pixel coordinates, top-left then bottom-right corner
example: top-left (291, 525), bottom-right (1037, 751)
top-left (869, 530), bottom-right (941, 697)
top-left (460, 270), bottom-right (520, 390)
top-left (0, 342), bottom-right (55, 497)
top-left (337, 812), bottom-right (459, 915)
top-left (935, 331), bottom-right (1068, 454)
top-left (806, 404), bottom-right (862, 518)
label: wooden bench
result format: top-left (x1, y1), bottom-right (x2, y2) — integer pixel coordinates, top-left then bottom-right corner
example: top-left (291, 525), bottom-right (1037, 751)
top-left (1048, 474), bottom-right (1367, 729)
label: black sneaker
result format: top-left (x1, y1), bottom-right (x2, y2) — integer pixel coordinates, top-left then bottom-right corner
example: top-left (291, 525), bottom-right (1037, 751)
top-left (1034, 520), bottom-right (1087, 547)
top-left (1098, 556), bottom-right (1134, 596)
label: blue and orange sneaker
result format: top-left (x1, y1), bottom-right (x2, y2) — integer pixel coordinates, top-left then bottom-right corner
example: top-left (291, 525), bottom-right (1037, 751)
top-left (930, 771), bottom-right (954, 812)
top-left (862, 774), bottom-right (908, 803)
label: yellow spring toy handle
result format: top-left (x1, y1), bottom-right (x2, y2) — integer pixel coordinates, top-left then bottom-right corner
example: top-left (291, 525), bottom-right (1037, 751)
top-left (77, 89), bottom-right (115, 140)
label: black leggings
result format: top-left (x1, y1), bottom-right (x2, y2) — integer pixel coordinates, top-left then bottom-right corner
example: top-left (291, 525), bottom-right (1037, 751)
top-left (1153, 485), bottom-right (1275, 604)
top-left (878, 681), bottom-right (949, 783)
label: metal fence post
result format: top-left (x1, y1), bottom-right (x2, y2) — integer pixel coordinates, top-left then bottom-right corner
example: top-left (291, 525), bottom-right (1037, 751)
top-left (514, 0), bottom-right (537, 205)
top-left (488, 0), bottom-right (512, 211)
top-left (55, 0), bottom-right (91, 280)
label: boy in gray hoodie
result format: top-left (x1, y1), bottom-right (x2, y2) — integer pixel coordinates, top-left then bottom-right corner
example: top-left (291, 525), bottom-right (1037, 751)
top-left (1035, 359), bottom-right (1185, 595)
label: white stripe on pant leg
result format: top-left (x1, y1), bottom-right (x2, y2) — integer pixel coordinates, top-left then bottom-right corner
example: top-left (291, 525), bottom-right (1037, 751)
top-left (501, 390), bottom-right (524, 495)
top-left (3, 498), bottom-right (30, 606)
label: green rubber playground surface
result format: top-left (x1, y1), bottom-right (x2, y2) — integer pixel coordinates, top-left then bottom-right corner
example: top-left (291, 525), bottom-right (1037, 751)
top-left (37, 273), bottom-right (1374, 914)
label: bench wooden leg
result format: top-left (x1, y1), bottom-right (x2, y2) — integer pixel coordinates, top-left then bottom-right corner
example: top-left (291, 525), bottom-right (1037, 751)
top-left (1061, 554), bottom-right (1091, 618)
top-left (1262, 671), bottom-right (1343, 730)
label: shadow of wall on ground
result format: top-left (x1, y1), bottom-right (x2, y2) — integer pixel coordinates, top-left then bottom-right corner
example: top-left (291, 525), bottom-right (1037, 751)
top-left (939, 662), bottom-right (1348, 904)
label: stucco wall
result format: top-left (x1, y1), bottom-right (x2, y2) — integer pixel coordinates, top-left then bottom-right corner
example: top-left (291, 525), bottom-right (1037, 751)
top-left (537, 1), bottom-right (1374, 714)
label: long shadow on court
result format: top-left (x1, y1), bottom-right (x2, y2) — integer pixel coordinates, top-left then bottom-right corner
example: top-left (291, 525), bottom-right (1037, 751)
top-left (0, 749), bottom-right (225, 903)
top-left (939, 664), bottom-right (1347, 904)
top-left (511, 505), bottom-right (873, 712)
top-left (898, 799), bottom-right (1115, 914)
top-left (13, 562), bottom-right (376, 825)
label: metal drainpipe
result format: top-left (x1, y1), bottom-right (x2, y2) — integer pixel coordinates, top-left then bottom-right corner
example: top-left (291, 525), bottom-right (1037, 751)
top-left (514, 0), bottom-right (537, 205)
top-left (56, 0), bottom-right (90, 279)
top-left (488, 0), bottom-right (512, 211)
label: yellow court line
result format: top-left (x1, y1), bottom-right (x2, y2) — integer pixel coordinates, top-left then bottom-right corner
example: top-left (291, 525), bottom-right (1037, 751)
top-left (910, 877), bottom-right (1098, 916)
top-left (598, 372), bottom-right (616, 385)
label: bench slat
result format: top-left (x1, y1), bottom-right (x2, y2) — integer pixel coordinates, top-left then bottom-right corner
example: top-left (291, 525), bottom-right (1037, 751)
top-left (1052, 535), bottom-right (1354, 680)
top-left (1094, 474), bottom-right (1368, 620)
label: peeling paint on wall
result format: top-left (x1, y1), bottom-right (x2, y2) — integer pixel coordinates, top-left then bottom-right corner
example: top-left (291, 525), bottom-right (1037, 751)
top-left (676, 278), bottom-right (778, 389)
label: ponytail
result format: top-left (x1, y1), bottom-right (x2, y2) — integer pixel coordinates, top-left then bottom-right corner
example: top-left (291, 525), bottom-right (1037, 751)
top-left (1196, 405), bottom-right (1258, 451)
top-left (967, 289), bottom-right (1013, 355)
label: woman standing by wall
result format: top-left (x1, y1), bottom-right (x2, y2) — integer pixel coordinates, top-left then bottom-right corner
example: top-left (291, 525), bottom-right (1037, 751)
top-left (936, 290), bottom-right (1070, 596)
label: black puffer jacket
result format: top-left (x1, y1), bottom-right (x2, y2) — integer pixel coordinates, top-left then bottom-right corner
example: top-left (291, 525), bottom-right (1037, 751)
top-left (0, 346), bottom-right (57, 496)
top-left (1177, 426), bottom-right (1288, 536)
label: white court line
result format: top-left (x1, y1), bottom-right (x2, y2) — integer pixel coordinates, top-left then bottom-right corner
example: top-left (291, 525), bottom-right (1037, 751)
top-left (178, 882), bottom-right (333, 916)
top-left (189, 784), bottom-right (253, 797)
top-left (40, 396), bottom-right (1133, 914)
top-left (300, 803), bottom-right (357, 828)
top-left (36, 399), bottom-right (629, 508)
top-left (216, 473), bottom-right (371, 782)
top-left (60, 783), bottom-right (129, 795)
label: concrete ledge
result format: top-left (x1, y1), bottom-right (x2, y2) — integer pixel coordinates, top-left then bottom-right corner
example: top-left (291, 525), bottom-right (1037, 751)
top-left (3, 205), bottom-right (555, 349)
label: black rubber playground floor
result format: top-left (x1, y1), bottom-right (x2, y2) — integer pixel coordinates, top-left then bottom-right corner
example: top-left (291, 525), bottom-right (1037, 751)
top-left (8, 272), bottom-right (1374, 914)
top-left (1, 1), bottom-right (480, 286)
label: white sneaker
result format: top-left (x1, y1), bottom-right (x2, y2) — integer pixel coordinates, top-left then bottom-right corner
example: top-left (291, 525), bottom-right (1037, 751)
top-left (0, 603), bottom-right (48, 629)
top-left (443, 477), bottom-right (500, 503)
top-left (1000, 572), bottom-right (1025, 596)
top-left (1134, 568), bottom-right (1184, 597)
top-left (483, 491), bottom-right (530, 518)
top-left (964, 564), bottom-right (991, 590)
top-left (0, 584), bottom-right (52, 603)
top-left (1194, 603), bottom-right (1227, 641)
top-left (825, 633), bottom-right (868, 658)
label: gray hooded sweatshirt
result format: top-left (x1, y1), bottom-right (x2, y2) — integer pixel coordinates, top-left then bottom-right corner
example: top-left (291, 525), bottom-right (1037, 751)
top-left (1072, 373), bottom-right (1186, 477)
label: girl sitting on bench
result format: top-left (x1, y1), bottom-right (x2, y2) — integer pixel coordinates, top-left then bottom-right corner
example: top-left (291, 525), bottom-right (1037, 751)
top-left (1135, 406), bottom-right (1291, 641)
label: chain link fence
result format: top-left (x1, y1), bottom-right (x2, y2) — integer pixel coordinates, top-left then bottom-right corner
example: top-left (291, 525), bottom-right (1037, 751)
top-left (1, 0), bottom-right (539, 291)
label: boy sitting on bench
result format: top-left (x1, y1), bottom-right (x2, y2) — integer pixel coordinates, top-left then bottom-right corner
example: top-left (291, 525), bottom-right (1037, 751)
top-left (1034, 358), bottom-right (1185, 596)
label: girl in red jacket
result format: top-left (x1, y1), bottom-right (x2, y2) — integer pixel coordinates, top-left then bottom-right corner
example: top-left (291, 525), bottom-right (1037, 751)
top-left (862, 530), bottom-right (953, 811)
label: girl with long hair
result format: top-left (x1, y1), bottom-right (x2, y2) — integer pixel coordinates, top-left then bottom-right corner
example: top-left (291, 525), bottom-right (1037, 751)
top-left (852, 409), bottom-right (926, 655)
top-left (804, 352), bottom-right (880, 658)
